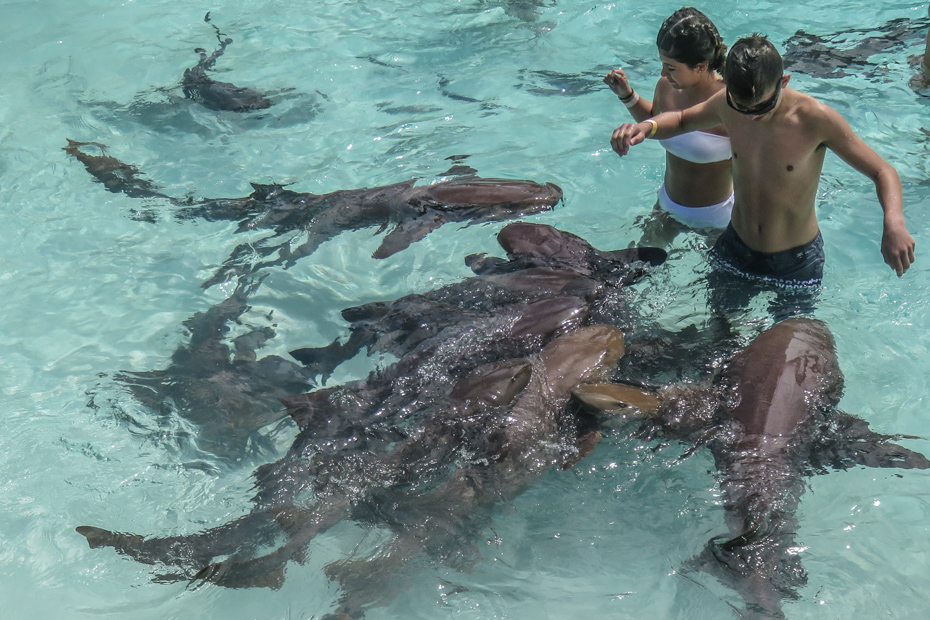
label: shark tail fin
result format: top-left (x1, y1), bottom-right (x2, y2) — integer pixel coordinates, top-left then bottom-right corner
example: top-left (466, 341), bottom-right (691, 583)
top-left (714, 517), bottom-right (770, 552)
top-left (599, 246), bottom-right (668, 268)
top-left (76, 525), bottom-right (142, 551)
top-left (571, 382), bottom-right (661, 416)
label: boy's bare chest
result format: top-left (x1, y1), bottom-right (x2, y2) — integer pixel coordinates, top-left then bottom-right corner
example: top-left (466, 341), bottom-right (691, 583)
top-left (729, 123), bottom-right (825, 179)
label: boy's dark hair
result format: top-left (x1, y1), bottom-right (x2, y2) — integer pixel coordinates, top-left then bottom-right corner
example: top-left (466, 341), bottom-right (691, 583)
top-left (723, 34), bottom-right (784, 101)
top-left (656, 7), bottom-right (727, 72)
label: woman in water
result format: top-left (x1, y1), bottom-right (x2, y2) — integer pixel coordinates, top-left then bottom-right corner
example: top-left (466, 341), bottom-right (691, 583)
top-left (605, 7), bottom-right (732, 246)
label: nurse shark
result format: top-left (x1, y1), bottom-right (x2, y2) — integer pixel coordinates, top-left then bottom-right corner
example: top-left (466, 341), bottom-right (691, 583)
top-left (190, 173), bottom-right (564, 288)
top-left (181, 12), bottom-right (274, 112)
top-left (288, 221), bottom-right (666, 380)
top-left (61, 140), bottom-right (564, 287)
top-left (115, 276), bottom-right (317, 459)
top-left (574, 317), bottom-right (930, 619)
top-left (76, 325), bottom-right (626, 619)
top-left (63, 139), bottom-right (174, 202)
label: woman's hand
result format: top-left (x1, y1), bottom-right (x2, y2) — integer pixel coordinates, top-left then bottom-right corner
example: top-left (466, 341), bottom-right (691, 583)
top-left (610, 123), bottom-right (647, 156)
top-left (604, 68), bottom-right (633, 99)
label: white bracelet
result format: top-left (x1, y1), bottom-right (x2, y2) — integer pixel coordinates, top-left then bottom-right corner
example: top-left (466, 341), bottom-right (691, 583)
top-left (644, 119), bottom-right (658, 138)
top-left (622, 92), bottom-right (640, 108)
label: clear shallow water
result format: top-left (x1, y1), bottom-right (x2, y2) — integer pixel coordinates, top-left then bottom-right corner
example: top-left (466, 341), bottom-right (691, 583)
top-left (3, 1), bottom-right (930, 618)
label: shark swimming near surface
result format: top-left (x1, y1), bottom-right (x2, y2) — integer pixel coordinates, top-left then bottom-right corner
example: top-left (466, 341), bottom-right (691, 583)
top-left (574, 317), bottom-right (930, 619)
top-left (288, 221), bottom-right (666, 380)
top-left (190, 172), bottom-right (565, 288)
top-left (181, 12), bottom-right (274, 112)
top-left (61, 140), bottom-right (565, 287)
top-left (62, 139), bottom-right (174, 202)
top-left (76, 325), bottom-right (627, 618)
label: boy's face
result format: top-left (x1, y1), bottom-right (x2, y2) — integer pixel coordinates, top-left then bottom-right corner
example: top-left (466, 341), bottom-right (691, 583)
top-left (726, 75), bottom-right (789, 119)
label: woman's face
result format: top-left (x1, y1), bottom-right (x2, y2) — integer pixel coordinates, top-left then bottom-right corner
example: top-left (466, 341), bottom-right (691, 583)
top-left (658, 51), bottom-right (706, 89)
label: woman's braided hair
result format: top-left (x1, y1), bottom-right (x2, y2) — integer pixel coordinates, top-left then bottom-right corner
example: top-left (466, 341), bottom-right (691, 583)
top-left (656, 7), bottom-right (726, 72)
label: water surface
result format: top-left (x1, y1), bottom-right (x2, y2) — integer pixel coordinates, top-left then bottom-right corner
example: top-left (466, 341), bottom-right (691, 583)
top-left (2, 1), bottom-right (930, 618)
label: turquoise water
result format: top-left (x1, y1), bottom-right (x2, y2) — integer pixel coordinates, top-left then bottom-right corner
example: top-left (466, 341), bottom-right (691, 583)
top-left (2, 1), bottom-right (930, 618)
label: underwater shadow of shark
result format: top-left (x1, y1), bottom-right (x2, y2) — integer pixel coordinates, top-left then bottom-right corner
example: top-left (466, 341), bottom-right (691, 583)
top-left (783, 16), bottom-right (930, 79)
top-left (114, 275), bottom-right (318, 461)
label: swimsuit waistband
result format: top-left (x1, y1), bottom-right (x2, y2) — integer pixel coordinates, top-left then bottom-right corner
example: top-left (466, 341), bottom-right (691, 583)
top-left (657, 184), bottom-right (734, 230)
top-left (710, 223), bottom-right (824, 289)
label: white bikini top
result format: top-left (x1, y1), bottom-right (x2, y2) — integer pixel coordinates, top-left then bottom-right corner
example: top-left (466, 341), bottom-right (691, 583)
top-left (657, 130), bottom-right (732, 164)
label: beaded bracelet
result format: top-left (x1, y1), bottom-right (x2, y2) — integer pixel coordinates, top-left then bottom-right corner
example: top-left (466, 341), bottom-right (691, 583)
top-left (621, 91), bottom-right (640, 108)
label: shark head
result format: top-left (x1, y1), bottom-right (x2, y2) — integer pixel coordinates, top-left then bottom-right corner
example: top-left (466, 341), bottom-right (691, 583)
top-left (540, 324), bottom-right (626, 396)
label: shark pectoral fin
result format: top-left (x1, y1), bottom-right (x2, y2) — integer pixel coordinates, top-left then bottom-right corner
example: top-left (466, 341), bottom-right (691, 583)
top-left (819, 411), bottom-right (930, 470)
top-left (464, 252), bottom-right (508, 274)
top-left (561, 428), bottom-right (601, 469)
top-left (288, 339), bottom-right (352, 379)
top-left (192, 556), bottom-right (286, 590)
top-left (288, 345), bottom-right (327, 366)
top-left (715, 519), bottom-right (768, 552)
top-left (571, 383), bottom-right (661, 416)
top-left (599, 246), bottom-right (668, 268)
top-left (289, 330), bottom-right (372, 381)
top-left (372, 216), bottom-right (446, 259)
top-left (849, 440), bottom-right (930, 470)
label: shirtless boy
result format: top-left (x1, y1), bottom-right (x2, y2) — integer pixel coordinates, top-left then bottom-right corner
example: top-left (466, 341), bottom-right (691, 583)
top-left (610, 34), bottom-right (915, 314)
